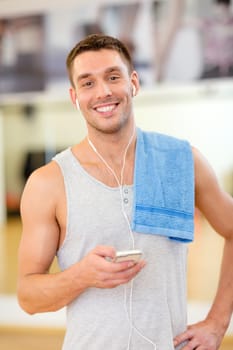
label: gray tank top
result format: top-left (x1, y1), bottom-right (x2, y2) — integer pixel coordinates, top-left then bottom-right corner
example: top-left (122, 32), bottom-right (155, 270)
top-left (53, 148), bottom-right (188, 350)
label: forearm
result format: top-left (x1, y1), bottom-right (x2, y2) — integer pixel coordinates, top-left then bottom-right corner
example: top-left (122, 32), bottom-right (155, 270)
top-left (174, 237), bottom-right (233, 349)
top-left (206, 237), bottom-right (233, 334)
top-left (17, 264), bottom-right (87, 314)
top-left (17, 245), bottom-right (146, 315)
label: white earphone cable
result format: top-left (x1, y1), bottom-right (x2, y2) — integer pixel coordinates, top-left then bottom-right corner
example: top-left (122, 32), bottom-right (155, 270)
top-left (87, 130), bottom-right (156, 350)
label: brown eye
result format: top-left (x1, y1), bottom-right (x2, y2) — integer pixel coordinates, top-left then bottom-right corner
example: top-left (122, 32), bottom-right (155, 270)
top-left (109, 75), bottom-right (120, 81)
top-left (82, 81), bottom-right (93, 88)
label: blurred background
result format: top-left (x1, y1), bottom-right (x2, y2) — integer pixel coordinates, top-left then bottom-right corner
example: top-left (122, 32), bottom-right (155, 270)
top-left (0, 0), bottom-right (233, 349)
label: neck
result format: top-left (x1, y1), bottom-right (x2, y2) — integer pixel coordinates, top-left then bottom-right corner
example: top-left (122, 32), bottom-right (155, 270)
top-left (86, 124), bottom-right (136, 162)
top-left (87, 127), bottom-right (136, 186)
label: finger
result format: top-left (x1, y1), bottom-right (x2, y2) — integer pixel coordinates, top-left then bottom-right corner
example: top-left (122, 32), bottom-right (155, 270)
top-left (93, 245), bottom-right (116, 259)
top-left (98, 256), bottom-right (137, 273)
top-left (99, 272), bottom-right (139, 288)
top-left (94, 260), bottom-right (145, 288)
top-left (100, 261), bottom-right (143, 281)
top-left (103, 261), bottom-right (146, 286)
top-left (108, 259), bottom-right (146, 273)
top-left (177, 339), bottom-right (199, 350)
top-left (174, 330), bottom-right (192, 347)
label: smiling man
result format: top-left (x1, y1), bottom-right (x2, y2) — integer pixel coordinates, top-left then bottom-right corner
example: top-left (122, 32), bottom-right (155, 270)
top-left (68, 39), bottom-right (139, 137)
top-left (17, 34), bottom-right (233, 350)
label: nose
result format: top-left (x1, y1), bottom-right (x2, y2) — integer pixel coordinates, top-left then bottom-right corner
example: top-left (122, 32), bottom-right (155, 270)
top-left (96, 81), bottom-right (112, 99)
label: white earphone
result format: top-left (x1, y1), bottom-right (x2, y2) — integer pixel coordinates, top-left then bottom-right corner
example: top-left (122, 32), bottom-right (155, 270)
top-left (132, 85), bottom-right (136, 97)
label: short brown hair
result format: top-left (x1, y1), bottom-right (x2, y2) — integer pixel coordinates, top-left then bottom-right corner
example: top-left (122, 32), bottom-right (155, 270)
top-left (66, 34), bottom-right (134, 86)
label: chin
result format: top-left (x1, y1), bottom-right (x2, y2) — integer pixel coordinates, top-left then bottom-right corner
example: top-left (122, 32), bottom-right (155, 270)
top-left (93, 118), bottom-right (130, 134)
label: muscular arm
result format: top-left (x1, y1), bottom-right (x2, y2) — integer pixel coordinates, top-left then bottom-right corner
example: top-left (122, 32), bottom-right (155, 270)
top-left (17, 162), bottom-right (145, 314)
top-left (174, 147), bottom-right (233, 349)
top-left (17, 162), bottom-right (81, 313)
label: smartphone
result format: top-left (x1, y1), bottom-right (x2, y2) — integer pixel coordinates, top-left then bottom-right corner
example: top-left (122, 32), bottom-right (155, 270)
top-left (113, 249), bottom-right (143, 263)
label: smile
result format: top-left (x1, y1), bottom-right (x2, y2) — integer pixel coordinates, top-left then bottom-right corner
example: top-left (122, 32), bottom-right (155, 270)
top-left (94, 103), bottom-right (119, 114)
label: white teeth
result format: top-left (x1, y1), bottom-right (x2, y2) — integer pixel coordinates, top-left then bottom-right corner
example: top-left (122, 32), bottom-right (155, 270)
top-left (96, 105), bottom-right (115, 113)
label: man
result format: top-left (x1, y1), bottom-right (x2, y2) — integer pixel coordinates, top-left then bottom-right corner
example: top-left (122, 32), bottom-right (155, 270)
top-left (17, 34), bottom-right (233, 350)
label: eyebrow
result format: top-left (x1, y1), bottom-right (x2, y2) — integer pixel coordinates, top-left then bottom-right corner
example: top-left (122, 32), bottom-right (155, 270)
top-left (77, 66), bottom-right (123, 82)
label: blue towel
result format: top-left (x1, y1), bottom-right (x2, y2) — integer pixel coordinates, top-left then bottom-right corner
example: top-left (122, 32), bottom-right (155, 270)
top-left (131, 128), bottom-right (194, 242)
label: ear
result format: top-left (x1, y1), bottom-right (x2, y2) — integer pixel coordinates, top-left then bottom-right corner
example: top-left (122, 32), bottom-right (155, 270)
top-left (131, 71), bottom-right (140, 97)
top-left (69, 87), bottom-right (77, 107)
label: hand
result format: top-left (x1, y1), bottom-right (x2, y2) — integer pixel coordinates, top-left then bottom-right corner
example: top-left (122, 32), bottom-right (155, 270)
top-left (77, 245), bottom-right (146, 290)
top-left (173, 318), bottom-right (224, 350)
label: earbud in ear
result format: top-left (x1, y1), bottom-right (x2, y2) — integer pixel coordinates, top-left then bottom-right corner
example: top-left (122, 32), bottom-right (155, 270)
top-left (75, 98), bottom-right (80, 110)
top-left (132, 85), bottom-right (136, 97)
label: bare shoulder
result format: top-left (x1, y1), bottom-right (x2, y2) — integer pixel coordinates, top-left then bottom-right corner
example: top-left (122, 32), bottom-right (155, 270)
top-left (192, 146), bottom-right (218, 191)
top-left (20, 160), bottom-right (64, 216)
top-left (192, 146), bottom-right (233, 238)
top-left (23, 160), bottom-right (62, 189)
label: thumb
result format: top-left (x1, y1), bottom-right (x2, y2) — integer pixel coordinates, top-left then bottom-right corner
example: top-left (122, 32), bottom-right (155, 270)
top-left (93, 245), bottom-right (116, 260)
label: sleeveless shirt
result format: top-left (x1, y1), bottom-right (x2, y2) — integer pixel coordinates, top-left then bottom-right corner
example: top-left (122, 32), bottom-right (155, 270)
top-left (53, 148), bottom-right (188, 350)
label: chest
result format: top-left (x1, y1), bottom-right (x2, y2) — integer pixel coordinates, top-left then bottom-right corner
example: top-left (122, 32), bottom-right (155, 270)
top-left (80, 159), bottom-right (135, 188)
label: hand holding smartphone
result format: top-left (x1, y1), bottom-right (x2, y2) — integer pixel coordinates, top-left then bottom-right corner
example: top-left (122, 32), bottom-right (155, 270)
top-left (113, 249), bottom-right (142, 263)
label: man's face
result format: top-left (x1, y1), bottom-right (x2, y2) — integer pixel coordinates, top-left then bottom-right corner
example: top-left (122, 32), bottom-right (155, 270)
top-left (70, 49), bottom-right (139, 135)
